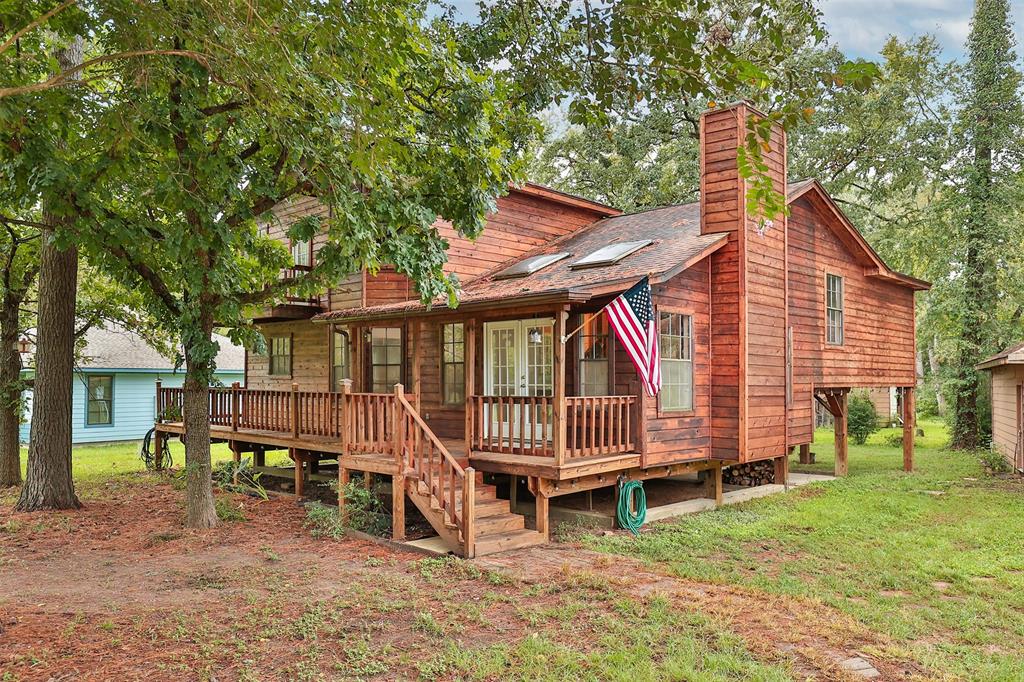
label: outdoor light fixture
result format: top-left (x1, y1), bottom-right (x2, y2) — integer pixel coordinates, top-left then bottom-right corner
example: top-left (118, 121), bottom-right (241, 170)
top-left (528, 327), bottom-right (543, 344)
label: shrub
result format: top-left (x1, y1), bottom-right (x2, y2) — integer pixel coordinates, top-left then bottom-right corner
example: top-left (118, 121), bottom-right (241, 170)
top-left (212, 458), bottom-right (268, 500)
top-left (847, 391), bottom-right (879, 445)
top-left (882, 430), bottom-right (904, 449)
top-left (979, 449), bottom-right (1011, 475)
top-left (305, 481), bottom-right (390, 538)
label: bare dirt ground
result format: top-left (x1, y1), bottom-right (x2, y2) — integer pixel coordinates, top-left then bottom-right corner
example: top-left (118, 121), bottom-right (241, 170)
top-left (0, 475), bottom-right (925, 681)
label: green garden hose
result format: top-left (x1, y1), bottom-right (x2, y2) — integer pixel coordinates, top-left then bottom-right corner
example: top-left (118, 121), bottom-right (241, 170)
top-left (616, 478), bottom-right (646, 535)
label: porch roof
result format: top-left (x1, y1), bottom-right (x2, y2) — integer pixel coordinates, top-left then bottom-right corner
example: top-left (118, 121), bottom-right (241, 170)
top-left (314, 202), bottom-right (729, 323)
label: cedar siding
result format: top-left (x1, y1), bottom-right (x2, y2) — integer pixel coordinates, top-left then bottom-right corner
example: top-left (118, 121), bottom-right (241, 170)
top-left (786, 192), bottom-right (917, 445)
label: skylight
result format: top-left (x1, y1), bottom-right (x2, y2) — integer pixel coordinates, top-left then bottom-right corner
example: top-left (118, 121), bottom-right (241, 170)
top-left (492, 252), bottom-right (569, 280)
top-left (570, 240), bottom-right (653, 269)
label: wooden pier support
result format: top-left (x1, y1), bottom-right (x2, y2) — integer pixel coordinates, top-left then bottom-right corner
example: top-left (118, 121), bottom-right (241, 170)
top-left (798, 443), bottom-right (812, 464)
top-left (392, 474), bottom-right (406, 541)
top-left (703, 463), bottom-right (723, 506)
top-left (816, 388), bottom-right (850, 477)
top-left (773, 454), bottom-right (789, 488)
top-left (901, 386), bottom-right (915, 472)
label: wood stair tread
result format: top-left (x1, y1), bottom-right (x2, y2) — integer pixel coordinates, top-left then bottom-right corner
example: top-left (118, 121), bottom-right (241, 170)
top-left (473, 528), bottom-right (547, 555)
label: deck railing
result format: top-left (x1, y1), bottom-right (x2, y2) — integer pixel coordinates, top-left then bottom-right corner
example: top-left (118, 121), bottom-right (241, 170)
top-left (156, 384), bottom-right (637, 469)
top-left (468, 394), bottom-right (638, 460)
top-left (565, 396), bottom-right (637, 459)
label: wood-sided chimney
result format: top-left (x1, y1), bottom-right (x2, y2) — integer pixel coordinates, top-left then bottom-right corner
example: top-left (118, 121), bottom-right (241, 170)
top-left (699, 102), bottom-right (789, 465)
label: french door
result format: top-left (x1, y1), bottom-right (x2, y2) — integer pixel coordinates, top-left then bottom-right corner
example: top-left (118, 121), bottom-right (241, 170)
top-left (483, 319), bottom-right (554, 443)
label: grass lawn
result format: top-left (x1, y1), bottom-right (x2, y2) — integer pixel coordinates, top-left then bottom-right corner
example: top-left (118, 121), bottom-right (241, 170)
top-left (586, 419), bottom-right (1024, 680)
top-left (18, 439), bottom-right (236, 482)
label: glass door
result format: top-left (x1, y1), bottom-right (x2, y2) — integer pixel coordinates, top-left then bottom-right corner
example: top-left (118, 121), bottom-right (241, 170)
top-left (483, 319), bottom-right (554, 446)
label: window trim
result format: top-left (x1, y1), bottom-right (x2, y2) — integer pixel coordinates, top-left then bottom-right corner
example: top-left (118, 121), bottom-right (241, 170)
top-left (577, 312), bottom-right (611, 397)
top-left (84, 374), bottom-right (115, 428)
top-left (656, 308), bottom-right (695, 416)
top-left (825, 271), bottom-right (844, 346)
top-left (440, 322), bottom-right (466, 406)
top-left (268, 335), bottom-right (293, 377)
top-left (290, 237), bottom-right (313, 268)
top-left (330, 325), bottom-right (351, 391)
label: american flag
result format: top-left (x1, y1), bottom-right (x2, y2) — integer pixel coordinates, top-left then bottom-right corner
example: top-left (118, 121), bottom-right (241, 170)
top-left (605, 277), bottom-right (661, 397)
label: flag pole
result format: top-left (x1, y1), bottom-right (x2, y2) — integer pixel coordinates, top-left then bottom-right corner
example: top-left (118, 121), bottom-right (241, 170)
top-left (560, 274), bottom-right (656, 345)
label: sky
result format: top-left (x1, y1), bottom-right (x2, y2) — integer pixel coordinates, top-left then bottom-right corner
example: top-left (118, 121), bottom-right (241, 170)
top-left (449, 1), bottom-right (1024, 64)
top-left (819, 0), bottom-right (1024, 61)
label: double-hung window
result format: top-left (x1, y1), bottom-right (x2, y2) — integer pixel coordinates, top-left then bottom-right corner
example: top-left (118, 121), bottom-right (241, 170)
top-left (659, 313), bottom-right (693, 411)
top-left (578, 313), bottom-right (609, 396)
top-left (291, 239), bottom-right (311, 267)
top-left (370, 327), bottom-right (402, 393)
top-left (441, 323), bottom-right (465, 405)
top-left (86, 375), bottom-right (114, 426)
top-left (268, 336), bottom-right (292, 376)
top-left (826, 273), bottom-right (844, 345)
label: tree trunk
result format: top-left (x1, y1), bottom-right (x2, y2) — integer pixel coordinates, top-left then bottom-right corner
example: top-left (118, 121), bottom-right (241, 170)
top-left (15, 229), bottom-right (80, 510)
top-left (928, 335), bottom-right (945, 417)
top-left (0, 296), bottom-right (23, 487)
top-left (182, 321), bottom-right (217, 528)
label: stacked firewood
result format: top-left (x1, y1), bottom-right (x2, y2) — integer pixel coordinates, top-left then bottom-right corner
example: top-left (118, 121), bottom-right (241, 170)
top-left (722, 460), bottom-right (775, 487)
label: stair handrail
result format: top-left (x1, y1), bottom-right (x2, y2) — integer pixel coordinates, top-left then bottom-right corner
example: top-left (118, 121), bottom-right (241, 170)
top-left (393, 384), bottom-right (475, 558)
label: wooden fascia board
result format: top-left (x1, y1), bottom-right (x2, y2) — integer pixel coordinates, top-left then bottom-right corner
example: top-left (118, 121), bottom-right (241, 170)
top-left (514, 182), bottom-right (622, 216)
top-left (650, 235), bottom-right (731, 285)
top-left (789, 181), bottom-right (931, 290)
top-left (311, 290), bottom-right (591, 324)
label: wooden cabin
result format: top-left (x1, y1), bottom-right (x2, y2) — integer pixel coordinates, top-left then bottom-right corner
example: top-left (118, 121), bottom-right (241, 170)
top-left (153, 102), bottom-right (929, 557)
top-left (978, 343), bottom-right (1024, 473)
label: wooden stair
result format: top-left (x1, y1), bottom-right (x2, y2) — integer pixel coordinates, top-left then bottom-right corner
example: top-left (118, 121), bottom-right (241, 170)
top-left (404, 467), bottom-right (546, 557)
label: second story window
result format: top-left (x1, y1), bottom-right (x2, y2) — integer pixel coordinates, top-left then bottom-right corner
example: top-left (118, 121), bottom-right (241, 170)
top-left (331, 327), bottom-right (350, 391)
top-left (269, 336), bottom-right (292, 376)
top-left (826, 273), bottom-right (844, 345)
top-left (579, 313), bottom-right (609, 396)
top-left (370, 327), bottom-right (402, 393)
top-left (291, 238), bottom-right (311, 268)
top-left (659, 312), bottom-right (693, 411)
top-left (441, 322), bottom-right (465, 405)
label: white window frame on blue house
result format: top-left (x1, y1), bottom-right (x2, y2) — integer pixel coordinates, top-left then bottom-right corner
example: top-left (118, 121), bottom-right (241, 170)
top-left (85, 374), bottom-right (115, 428)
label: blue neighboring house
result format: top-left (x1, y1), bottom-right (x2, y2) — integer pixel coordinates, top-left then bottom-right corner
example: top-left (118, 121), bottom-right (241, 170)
top-left (20, 325), bottom-right (244, 444)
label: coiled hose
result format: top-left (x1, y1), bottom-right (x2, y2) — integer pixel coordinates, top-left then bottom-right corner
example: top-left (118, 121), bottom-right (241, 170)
top-left (616, 478), bottom-right (646, 535)
top-left (140, 427), bottom-right (172, 470)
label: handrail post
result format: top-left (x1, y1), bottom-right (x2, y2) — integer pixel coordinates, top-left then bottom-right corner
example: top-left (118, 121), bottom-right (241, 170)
top-left (155, 380), bottom-right (162, 422)
top-left (463, 466), bottom-right (476, 559)
top-left (338, 378), bottom-right (353, 518)
top-left (291, 382), bottom-right (300, 439)
top-left (231, 381), bottom-right (240, 431)
top-left (464, 319), bottom-right (476, 458)
top-left (393, 383), bottom-right (405, 468)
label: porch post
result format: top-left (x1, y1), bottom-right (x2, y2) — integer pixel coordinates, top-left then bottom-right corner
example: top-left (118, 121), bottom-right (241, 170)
top-left (902, 386), bottom-right (915, 472)
top-left (464, 319), bottom-right (477, 458)
top-left (553, 306), bottom-right (568, 466)
top-left (411, 320), bottom-right (424, 412)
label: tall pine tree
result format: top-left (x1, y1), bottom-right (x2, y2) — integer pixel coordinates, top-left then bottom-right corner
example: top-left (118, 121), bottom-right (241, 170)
top-left (948, 0), bottom-right (1022, 449)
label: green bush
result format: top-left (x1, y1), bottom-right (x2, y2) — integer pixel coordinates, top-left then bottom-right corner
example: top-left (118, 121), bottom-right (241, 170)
top-left (979, 448), bottom-right (1012, 474)
top-left (847, 391), bottom-right (879, 445)
top-left (305, 480), bottom-right (390, 538)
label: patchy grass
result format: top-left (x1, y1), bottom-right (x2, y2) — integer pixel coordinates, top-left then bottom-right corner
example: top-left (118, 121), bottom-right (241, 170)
top-left (586, 419), bottom-right (1024, 680)
top-left (17, 439), bottom-right (235, 483)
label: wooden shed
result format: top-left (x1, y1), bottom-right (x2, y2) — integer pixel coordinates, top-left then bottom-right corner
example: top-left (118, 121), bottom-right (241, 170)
top-left (978, 342), bottom-right (1024, 472)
